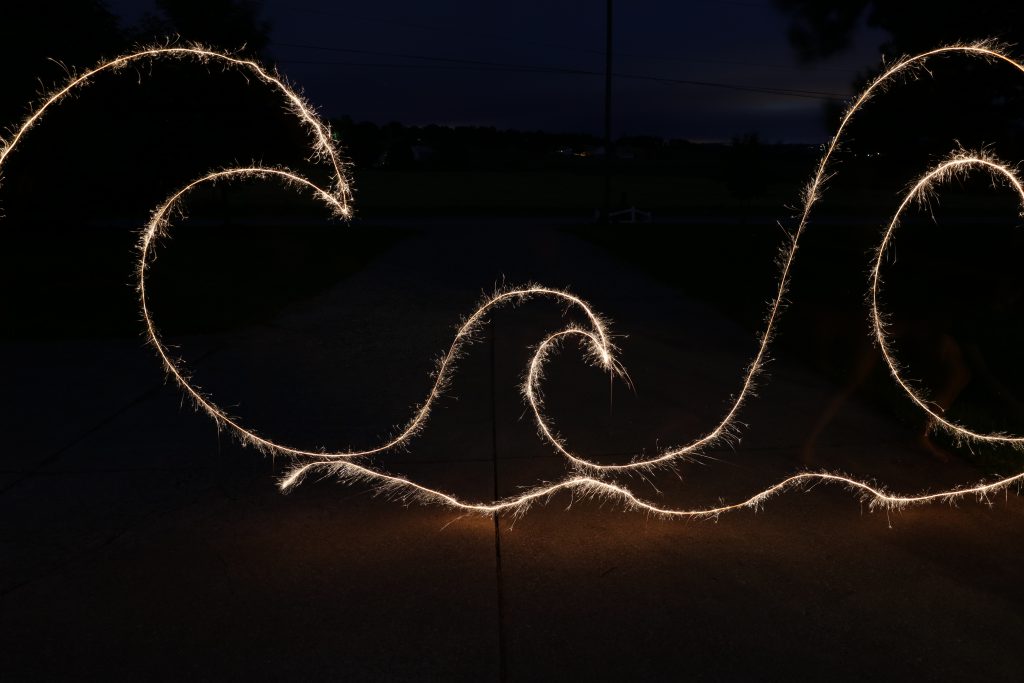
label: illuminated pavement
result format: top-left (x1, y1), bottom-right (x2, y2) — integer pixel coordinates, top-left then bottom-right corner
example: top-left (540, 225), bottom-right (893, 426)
top-left (3, 225), bottom-right (1024, 680)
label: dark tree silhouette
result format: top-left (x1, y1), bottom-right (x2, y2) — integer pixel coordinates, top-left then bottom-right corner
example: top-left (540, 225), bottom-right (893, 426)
top-left (0, 1), bottom-right (124, 124)
top-left (136, 0), bottom-right (270, 55)
top-left (774, 1), bottom-right (1024, 164)
top-left (775, 1), bottom-right (1024, 61)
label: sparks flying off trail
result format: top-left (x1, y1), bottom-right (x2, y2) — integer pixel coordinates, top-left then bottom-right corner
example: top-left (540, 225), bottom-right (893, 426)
top-left (4, 42), bottom-right (1024, 520)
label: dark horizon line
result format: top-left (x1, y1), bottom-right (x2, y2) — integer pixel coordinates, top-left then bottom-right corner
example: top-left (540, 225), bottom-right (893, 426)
top-left (327, 116), bottom-right (825, 146)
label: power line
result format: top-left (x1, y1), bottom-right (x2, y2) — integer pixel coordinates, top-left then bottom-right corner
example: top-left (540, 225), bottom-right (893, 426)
top-left (273, 41), bottom-right (581, 75)
top-left (618, 68), bottom-right (845, 99)
top-left (275, 6), bottom-right (605, 59)
top-left (268, 3), bottom-right (867, 75)
top-left (276, 59), bottom-right (552, 73)
top-left (271, 42), bottom-right (848, 101)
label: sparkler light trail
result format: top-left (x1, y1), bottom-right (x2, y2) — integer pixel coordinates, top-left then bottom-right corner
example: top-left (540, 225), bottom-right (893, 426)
top-left (5, 42), bottom-right (1024, 521)
top-left (872, 152), bottom-right (1024, 447)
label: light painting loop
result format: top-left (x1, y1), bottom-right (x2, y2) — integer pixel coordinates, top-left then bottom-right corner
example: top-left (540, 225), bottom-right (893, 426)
top-left (871, 153), bottom-right (1024, 446)
top-left (4, 42), bottom-right (1024, 521)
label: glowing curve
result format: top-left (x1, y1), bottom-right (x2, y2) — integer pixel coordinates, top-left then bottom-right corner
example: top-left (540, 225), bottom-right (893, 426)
top-left (5, 42), bottom-right (1024, 520)
top-left (871, 153), bottom-right (1024, 447)
top-left (0, 45), bottom-right (352, 209)
top-left (281, 41), bottom-right (1024, 515)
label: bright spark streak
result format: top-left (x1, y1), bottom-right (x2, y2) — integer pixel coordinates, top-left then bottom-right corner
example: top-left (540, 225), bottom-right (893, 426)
top-left (0, 44), bottom-right (352, 212)
top-left (872, 152), bottom-right (1024, 447)
top-left (6, 42), bottom-right (1024, 521)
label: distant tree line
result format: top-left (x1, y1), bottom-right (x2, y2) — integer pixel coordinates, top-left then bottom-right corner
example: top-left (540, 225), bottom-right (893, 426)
top-left (330, 117), bottom-right (817, 176)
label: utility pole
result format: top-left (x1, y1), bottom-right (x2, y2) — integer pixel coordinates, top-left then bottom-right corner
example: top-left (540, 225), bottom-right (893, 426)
top-left (602, 0), bottom-right (613, 224)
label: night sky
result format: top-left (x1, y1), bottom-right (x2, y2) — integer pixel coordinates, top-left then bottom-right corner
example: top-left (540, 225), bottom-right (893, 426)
top-left (108, 1), bottom-right (889, 142)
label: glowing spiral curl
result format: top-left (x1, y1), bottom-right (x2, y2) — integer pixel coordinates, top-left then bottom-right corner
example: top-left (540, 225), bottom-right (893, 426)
top-left (5, 41), bottom-right (1024, 520)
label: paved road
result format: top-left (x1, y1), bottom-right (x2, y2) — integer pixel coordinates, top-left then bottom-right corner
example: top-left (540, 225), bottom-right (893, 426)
top-left (3, 224), bottom-right (1023, 680)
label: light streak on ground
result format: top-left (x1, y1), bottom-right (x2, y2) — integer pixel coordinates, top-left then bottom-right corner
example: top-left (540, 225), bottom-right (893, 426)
top-left (5, 43), bottom-right (1024, 521)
